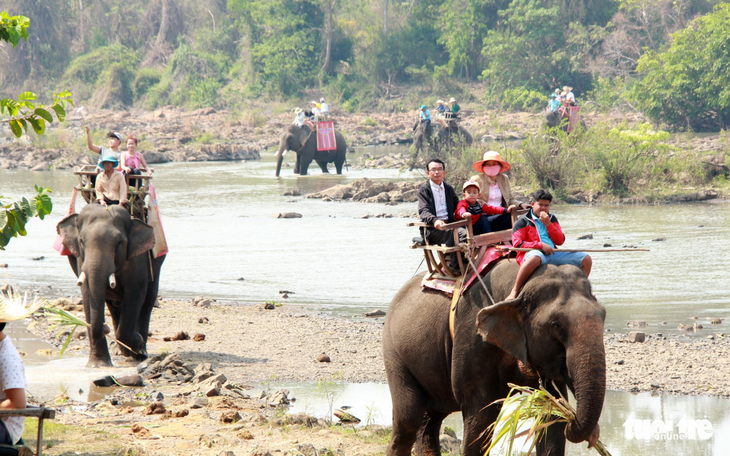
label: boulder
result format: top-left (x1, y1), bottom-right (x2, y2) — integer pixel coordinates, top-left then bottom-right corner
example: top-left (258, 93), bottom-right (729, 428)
top-left (627, 331), bottom-right (646, 343)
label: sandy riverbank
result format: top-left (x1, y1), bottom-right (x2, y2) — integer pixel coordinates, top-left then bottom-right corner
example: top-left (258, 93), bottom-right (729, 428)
top-left (17, 296), bottom-right (730, 455)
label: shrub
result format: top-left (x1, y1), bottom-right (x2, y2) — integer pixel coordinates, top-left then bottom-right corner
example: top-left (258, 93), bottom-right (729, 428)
top-left (62, 44), bottom-right (138, 103)
top-left (498, 88), bottom-right (547, 112)
top-left (133, 68), bottom-right (163, 100)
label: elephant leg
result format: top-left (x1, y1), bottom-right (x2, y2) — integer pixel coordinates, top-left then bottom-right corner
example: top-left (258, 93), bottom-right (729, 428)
top-left (536, 382), bottom-right (568, 456)
top-left (115, 288), bottom-right (147, 359)
top-left (335, 151), bottom-right (345, 174)
top-left (461, 400), bottom-right (502, 456)
top-left (386, 365), bottom-right (428, 456)
top-left (294, 155), bottom-right (301, 174)
top-left (415, 410), bottom-right (448, 456)
top-left (135, 255), bottom-right (165, 360)
top-left (316, 160), bottom-right (330, 173)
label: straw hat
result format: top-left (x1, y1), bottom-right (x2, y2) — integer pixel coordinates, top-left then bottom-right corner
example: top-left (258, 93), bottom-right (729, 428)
top-left (436, 99), bottom-right (444, 104)
top-left (0, 289), bottom-right (42, 323)
top-left (555, 88), bottom-right (561, 94)
top-left (472, 151), bottom-right (511, 174)
top-left (462, 180), bottom-right (480, 192)
top-left (563, 86), bottom-right (573, 92)
top-left (449, 97), bottom-right (456, 103)
top-left (294, 107), bottom-right (302, 114)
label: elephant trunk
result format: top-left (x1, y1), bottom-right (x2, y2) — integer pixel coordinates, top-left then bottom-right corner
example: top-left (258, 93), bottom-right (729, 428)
top-left (81, 256), bottom-right (115, 339)
top-left (275, 143), bottom-right (286, 177)
top-left (564, 320), bottom-right (606, 445)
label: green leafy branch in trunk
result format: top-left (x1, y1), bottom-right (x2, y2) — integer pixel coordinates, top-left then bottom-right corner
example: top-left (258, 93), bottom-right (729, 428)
top-left (0, 186), bottom-right (53, 250)
top-left (485, 382), bottom-right (612, 456)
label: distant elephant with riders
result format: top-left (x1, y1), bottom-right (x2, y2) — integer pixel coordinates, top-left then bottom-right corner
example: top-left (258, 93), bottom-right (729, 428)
top-left (410, 122), bottom-right (473, 170)
top-left (382, 259), bottom-right (606, 456)
top-left (57, 204), bottom-right (165, 367)
top-left (275, 124), bottom-right (347, 177)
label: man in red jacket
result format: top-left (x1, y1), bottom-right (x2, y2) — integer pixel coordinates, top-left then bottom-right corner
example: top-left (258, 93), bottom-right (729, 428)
top-left (505, 189), bottom-right (592, 300)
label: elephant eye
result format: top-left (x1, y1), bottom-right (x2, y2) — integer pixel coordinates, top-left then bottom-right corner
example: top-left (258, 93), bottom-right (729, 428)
top-left (551, 321), bottom-right (562, 331)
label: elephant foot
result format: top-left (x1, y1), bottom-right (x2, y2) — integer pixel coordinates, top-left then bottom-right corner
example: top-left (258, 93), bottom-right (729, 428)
top-left (132, 349), bottom-right (148, 361)
top-left (87, 357), bottom-right (113, 368)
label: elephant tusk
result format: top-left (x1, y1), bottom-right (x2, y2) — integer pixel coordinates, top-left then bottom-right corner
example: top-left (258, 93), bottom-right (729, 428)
top-left (109, 273), bottom-right (117, 288)
top-left (282, 150), bottom-right (288, 157)
top-left (76, 271), bottom-right (86, 287)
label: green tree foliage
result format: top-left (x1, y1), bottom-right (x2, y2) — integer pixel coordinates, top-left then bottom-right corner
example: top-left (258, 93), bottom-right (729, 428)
top-left (631, 4), bottom-right (730, 131)
top-left (1, 11), bottom-right (69, 247)
top-left (0, 186), bottom-right (53, 250)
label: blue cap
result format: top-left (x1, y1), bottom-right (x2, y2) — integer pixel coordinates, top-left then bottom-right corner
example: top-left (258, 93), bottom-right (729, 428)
top-left (420, 105), bottom-right (427, 110)
top-left (99, 155), bottom-right (119, 168)
top-left (550, 94), bottom-right (557, 98)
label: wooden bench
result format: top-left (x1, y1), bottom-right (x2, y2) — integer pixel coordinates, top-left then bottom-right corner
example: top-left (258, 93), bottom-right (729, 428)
top-left (0, 407), bottom-right (56, 456)
top-left (73, 165), bottom-right (154, 204)
top-left (409, 208), bottom-right (529, 283)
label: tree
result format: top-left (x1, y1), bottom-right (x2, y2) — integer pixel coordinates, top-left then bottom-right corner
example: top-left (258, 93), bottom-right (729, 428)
top-left (1, 12), bottom-right (71, 248)
top-left (631, 3), bottom-right (730, 131)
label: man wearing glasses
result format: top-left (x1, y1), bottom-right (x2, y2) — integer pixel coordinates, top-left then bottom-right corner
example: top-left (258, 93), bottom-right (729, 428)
top-left (417, 159), bottom-right (466, 259)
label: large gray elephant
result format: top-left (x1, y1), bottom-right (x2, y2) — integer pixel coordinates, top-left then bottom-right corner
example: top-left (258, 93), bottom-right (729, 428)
top-left (57, 204), bottom-right (165, 367)
top-left (409, 122), bottom-right (473, 171)
top-left (275, 124), bottom-right (347, 177)
top-left (382, 259), bottom-right (606, 456)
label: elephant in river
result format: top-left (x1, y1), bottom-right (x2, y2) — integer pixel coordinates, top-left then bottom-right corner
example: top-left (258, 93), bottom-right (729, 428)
top-left (275, 124), bottom-right (347, 177)
top-left (382, 259), bottom-right (606, 456)
top-left (57, 204), bottom-right (165, 367)
top-left (409, 122), bottom-right (473, 171)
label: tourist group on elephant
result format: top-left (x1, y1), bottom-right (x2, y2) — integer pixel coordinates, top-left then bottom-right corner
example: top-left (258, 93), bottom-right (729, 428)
top-left (383, 149), bottom-right (603, 456)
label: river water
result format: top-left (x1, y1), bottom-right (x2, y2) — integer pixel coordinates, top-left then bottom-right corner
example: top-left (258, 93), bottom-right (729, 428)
top-left (1, 147), bottom-right (729, 455)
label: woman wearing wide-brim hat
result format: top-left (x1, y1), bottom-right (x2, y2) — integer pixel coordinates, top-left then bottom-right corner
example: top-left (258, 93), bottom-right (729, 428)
top-left (95, 155), bottom-right (128, 206)
top-left (0, 290), bottom-right (41, 447)
top-left (469, 151), bottom-right (528, 231)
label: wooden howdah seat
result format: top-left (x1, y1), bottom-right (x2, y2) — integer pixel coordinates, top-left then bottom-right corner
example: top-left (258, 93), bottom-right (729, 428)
top-left (409, 208), bottom-right (529, 284)
top-left (0, 407), bottom-right (56, 456)
top-left (73, 165), bottom-right (154, 221)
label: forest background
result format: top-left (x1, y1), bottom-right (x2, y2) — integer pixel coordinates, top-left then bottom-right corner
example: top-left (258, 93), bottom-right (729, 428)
top-left (2, 0), bottom-right (730, 204)
top-left (3, 0), bottom-right (730, 131)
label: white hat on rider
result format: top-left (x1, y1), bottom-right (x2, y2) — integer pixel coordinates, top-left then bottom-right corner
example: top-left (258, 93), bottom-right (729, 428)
top-left (436, 99), bottom-right (444, 104)
top-left (449, 97), bottom-right (456, 103)
top-left (320, 97), bottom-right (326, 103)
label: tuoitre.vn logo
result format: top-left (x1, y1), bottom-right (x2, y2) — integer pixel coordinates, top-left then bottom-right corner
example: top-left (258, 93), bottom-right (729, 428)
top-left (623, 414), bottom-right (713, 440)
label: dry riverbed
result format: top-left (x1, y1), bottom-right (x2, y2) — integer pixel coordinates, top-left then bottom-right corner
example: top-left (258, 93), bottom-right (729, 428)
top-left (20, 297), bottom-right (730, 455)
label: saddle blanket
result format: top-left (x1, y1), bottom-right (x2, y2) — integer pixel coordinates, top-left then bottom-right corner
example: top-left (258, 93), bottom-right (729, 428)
top-left (316, 121), bottom-right (337, 151)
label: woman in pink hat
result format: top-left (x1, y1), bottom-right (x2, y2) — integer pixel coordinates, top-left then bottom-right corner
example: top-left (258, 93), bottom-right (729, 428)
top-left (469, 151), bottom-right (528, 231)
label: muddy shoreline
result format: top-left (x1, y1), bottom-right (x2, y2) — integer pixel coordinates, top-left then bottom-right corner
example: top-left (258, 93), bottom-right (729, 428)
top-left (17, 297), bottom-right (730, 455)
top-left (28, 298), bottom-right (730, 397)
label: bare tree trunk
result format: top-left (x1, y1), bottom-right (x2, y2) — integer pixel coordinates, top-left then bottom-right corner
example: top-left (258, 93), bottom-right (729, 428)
top-left (321, 0), bottom-right (334, 75)
top-left (156, 0), bottom-right (172, 49)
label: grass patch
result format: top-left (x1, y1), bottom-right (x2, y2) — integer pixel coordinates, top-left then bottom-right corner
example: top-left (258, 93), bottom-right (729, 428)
top-left (22, 419), bottom-right (128, 455)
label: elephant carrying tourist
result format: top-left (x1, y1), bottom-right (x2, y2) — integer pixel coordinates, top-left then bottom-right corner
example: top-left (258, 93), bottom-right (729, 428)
top-left (409, 122), bottom-right (473, 171)
top-left (275, 124), bottom-right (347, 177)
top-left (57, 204), bottom-right (165, 367)
top-left (544, 108), bottom-right (586, 132)
top-left (382, 259), bottom-right (606, 456)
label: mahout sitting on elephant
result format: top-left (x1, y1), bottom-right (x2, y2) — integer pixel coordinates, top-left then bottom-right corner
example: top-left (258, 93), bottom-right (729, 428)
top-left (57, 203), bottom-right (165, 367)
top-left (382, 258), bottom-right (606, 456)
top-left (409, 121), bottom-right (473, 171)
top-left (275, 124), bottom-right (347, 177)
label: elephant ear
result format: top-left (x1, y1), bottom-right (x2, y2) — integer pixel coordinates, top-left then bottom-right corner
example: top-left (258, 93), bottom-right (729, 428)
top-left (476, 297), bottom-right (528, 363)
top-left (56, 213), bottom-right (81, 258)
top-left (294, 126), bottom-right (310, 149)
top-left (127, 219), bottom-right (156, 260)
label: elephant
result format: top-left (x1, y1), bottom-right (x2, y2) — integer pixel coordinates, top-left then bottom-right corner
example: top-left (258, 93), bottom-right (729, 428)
top-left (382, 259), bottom-right (606, 456)
top-left (275, 124), bottom-right (347, 177)
top-left (57, 204), bottom-right (165, 367)
top-left (544, 108), bottom-right (586, 132)
top-left (409, 122), bottom-right (473, 171)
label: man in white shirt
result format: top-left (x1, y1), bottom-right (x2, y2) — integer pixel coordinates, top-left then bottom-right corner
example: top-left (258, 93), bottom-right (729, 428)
top-left (417, 159), bottom-right (465, 249)
top-left (319, 97), bottom-right (329, 117)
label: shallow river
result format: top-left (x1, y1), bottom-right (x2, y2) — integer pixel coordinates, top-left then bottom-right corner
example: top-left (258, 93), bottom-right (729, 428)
top-left (1, 147), bottom-right (729, 455)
